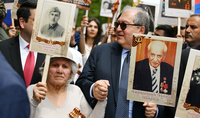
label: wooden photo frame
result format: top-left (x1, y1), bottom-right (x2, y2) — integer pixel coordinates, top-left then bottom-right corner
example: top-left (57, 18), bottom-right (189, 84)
top-left (127, 33), bottom-right (182, 107)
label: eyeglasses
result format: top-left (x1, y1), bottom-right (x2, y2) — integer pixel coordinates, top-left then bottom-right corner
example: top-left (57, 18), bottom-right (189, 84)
top-left (114, 22), bottom-right (142, 30)
top-left (29, 17), bottom-right (35, 21)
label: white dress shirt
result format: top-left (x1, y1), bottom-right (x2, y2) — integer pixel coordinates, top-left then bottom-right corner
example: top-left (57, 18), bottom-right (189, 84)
top-left (19, 34), bottom-right (37, 70)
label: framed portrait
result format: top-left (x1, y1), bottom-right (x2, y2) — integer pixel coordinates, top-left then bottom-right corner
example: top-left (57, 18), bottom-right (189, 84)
top-left (61, 0), bottom-right (92, 10)
top-left (100, 0), bottom-right (121, 18)
top-left (137, 2), bottom-right (159, 33)
top-left (175, 49), bottom-right (200, 118)
top-left (127, 33), bottom-right (182, 107)
top-left (30, 0), bottom-right (76, 56)
top-left (165, 0), bottom-right (194, 18)
top-left (157, 0), bottom-right (187, 26)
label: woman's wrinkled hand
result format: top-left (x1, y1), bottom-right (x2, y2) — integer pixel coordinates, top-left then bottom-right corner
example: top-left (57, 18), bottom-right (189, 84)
top-left (33, 82), bottom-right (47, 103)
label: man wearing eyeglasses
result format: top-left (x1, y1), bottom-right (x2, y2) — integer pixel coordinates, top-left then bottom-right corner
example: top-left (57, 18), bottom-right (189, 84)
top-left (0, 1), bottom-right (45, 87)
top-left (76, 7), bottom-right (164, 118)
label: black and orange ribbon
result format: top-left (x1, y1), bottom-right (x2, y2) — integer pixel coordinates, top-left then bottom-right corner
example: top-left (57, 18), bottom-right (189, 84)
top-left (36, 36), bottom-right (66, 46)
top-left (69, 107), bottom-right (86, 118)
top-left (132, 35), bottom-right (144, 47)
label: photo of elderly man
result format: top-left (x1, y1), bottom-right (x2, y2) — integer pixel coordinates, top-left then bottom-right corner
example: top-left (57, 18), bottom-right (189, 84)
top-left (133, 41), bottom-right (173, 95)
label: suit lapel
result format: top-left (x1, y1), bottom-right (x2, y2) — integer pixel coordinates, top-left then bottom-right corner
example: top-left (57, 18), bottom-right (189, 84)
top-left (31, 53), bottom-right (46, 84)
top-left (9, 37), bottom-right (24, 80)
top-left (110, 42), bottom-right (122, 103)
top-left (144, 59), bottom-right (152, 91)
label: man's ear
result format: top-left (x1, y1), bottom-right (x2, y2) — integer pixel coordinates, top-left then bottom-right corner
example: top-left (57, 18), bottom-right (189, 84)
top-left (162, 54), bottom-right (166, 60)
top-left (19, 17), bottom-right (26, 29)
top-left (139, 26), bottom-right (145, 34)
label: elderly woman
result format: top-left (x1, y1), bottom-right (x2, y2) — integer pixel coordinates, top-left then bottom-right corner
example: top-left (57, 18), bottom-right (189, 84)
top-left (27, 50), bottom-right (107, 118)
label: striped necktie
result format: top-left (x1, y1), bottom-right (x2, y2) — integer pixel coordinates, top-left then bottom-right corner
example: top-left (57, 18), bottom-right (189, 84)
top-left (152, 68), bottom-right (158, 93)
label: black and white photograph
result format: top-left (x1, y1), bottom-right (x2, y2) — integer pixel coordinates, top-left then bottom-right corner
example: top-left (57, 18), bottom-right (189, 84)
top-left (100, 0), bottom-right (121, 18)
top-left (40, 7), bottom-right (65, 38)
top-left (30, 0), bottom-right (76, 56)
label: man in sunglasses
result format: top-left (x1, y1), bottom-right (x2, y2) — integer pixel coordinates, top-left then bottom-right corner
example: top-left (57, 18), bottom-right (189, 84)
top-left (77, 7), bottom-right (164, 118)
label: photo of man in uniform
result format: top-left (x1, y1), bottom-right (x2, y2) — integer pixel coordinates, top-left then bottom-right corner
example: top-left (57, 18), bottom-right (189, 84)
top-left (40, 7), bottom-right (65, 38)
top-left (133, 41), bottom-right (173, 95)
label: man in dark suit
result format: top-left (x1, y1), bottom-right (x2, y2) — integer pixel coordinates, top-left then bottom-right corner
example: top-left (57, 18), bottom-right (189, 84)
top-left (0, 1), bottom-right (45, 87)
top-left (133, 41), bottom-right (173, 95)
top-left (178, 14), bottom-right (200, 94)
top-left (165, 14), bottom-right (200, 117)
top-left (0, 52), bottom-right (30, 118)
top-left (153, 25), bottom-right (175, 37)
top-left (76, 7), bottom-right (164, 118)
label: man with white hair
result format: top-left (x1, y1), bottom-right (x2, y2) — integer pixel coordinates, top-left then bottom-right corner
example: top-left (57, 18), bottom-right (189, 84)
top-left (133, 41), bottom-right (173, 95)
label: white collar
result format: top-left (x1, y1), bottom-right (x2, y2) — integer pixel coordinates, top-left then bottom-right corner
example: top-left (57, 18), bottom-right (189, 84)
top-left (19, 34), bottom-right (29, 49)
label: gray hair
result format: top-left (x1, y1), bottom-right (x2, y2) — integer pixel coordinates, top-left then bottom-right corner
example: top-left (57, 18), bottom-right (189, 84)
top-left (39, 58), bottom-right (78, 85)
top-left (123, 7), bottom-right (150, 34)
top-left (190, 14), bottom-right (200, 18)
top-left (147, 41), bottom-right (168, 54)
top-left (65, 58), bottom-right (78, 85)
top-left (39, 47), bottom-right (78, 85)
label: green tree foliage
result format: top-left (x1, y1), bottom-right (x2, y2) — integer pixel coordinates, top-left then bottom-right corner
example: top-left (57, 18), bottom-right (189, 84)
top-left (75, 0), bottom-right (133, 28)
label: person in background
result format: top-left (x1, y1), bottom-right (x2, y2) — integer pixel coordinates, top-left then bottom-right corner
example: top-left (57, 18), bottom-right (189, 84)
top-left (0, 0), bottom-right (9, 41)
top-left (69, 26), bottom-right (83, 83)
top-left (166, 14), bottom-right (200, 118)
top-left (79, 16), bottom-right (102, 65)
top-left (100, 25), bottom-right (117, 44)
top-left (174, 26), bottom-right (186, 48)
top-left (153, 25), bottom-right (175, 37)
top-left (0, 1), bottom-right (46, 87)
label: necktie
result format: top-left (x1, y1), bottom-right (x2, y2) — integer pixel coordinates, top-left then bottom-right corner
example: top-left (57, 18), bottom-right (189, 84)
top-left (24, 45), bottom-right (35, 87)
top-left (115, 51), bottom-right (130, 118)
top-left (152, 68), bottom-right (158, 93)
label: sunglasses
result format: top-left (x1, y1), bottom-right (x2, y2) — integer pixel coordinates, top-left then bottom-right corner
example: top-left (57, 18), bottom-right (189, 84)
top-left (114, 22), bottom-right (143, 30)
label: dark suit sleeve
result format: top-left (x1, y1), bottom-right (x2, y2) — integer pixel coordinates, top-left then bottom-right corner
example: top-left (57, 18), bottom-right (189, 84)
top-left (164, 48), bottom-right (191, 118)
top-left (76, 47), bottom-right (99, 107)
top-left (0, 52), bottom-right (30, 118)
